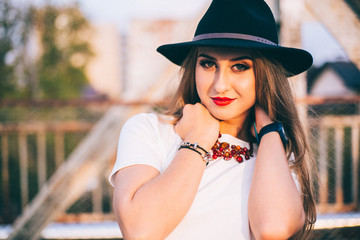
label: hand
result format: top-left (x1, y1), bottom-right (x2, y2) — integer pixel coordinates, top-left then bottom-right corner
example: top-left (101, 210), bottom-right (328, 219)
top-left (252, 104), bottom-right (273, 136)
top-left (175, 103), bottom-right (220, 151)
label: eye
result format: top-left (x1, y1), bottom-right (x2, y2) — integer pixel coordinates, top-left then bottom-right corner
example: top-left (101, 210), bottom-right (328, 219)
top-left (199, 60), bottom-right (216, 69)
top-left (232, 63), bottom-right (250, 72)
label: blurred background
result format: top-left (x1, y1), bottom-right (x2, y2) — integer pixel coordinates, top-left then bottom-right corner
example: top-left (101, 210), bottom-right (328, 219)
top-left (0, 0), bottom-right (359, 239)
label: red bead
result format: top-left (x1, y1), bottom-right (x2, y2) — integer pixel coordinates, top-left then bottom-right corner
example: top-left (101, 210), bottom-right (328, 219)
top-left (208, 136), bottom-right (252, 164)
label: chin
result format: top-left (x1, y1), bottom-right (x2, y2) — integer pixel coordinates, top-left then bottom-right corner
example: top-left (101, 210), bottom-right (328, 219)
top-left (208, 109), bottom-right (237, 121)
top-left (209, 106), bottom-right (252, 122)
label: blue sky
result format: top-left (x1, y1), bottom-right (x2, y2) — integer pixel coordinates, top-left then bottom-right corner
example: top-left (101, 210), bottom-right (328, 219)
top-left (77, 0), bottom-right (210, 34)
top-left (16, 0), bottom-right (209, 31)
top-left (302, 22), bottom-right (347, 66)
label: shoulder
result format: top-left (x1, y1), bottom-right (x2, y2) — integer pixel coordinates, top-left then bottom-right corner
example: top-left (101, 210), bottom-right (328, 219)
top-left (124, 112), bottom-right (158, 126)
top-left (124, 112), bottom-right (174, 127)
top-left (122, 112), bottom-right (158, 130)
top-left (122, 112), bottom-right (175, 137)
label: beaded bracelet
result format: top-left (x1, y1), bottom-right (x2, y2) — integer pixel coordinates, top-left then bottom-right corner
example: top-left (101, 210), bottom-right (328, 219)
top-left (182, 142), bottom-right (208, 154)
top-left (179, 142), bottom-right (211, 165)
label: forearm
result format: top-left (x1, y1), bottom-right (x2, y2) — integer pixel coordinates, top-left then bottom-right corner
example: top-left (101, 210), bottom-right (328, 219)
top-left (114, 149), bottom-right (206, 239)
top-left (248, 132), bottom-right (305, 239)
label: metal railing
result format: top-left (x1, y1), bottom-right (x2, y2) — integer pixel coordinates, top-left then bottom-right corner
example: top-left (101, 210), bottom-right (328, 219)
top-left (309, 115), bottom-right (360, 213)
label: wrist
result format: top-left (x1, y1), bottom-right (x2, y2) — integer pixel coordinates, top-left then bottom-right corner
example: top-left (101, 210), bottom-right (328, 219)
top-left (179, 142), bottom-right (211, 165)
top-left (183, 137), bottom-right (214, 151)
top-left (256, 121), bottom-right (289, 148)
top-left (256, 120), bottom-right (274, 133)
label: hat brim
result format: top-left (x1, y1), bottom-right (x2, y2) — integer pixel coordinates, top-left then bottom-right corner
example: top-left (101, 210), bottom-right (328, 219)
top-left (157, 38), bottom-right (313, 77)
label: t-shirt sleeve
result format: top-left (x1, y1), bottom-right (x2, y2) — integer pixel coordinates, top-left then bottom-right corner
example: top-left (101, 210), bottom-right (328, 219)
top-left (109, 113), bottom-right (162, 187)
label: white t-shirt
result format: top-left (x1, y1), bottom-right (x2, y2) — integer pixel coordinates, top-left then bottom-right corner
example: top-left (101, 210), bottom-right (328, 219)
top-left (109, 112), bottom-right (259, 239)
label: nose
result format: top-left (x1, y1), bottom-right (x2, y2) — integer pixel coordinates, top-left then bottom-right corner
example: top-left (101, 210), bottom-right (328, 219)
top-left (212, 68), bottom-right (231, 93)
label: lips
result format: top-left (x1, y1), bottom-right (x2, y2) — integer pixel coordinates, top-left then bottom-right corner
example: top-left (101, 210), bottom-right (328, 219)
top-left (211, 97), bottom-right (235, 106)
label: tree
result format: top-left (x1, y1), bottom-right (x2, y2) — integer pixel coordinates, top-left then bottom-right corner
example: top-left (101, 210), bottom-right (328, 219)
top-left (32, 3), bottom-right (93, 99)
top-left (0, 1), bottom-right (93, 100)
top-left (0, 0), bottom-right (19, 98)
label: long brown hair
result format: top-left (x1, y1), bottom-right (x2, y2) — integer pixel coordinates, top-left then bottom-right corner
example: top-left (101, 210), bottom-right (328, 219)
top-left (163, 48), bottom-right (200, 119)
top-left (163, 47), bottom-right (316, 239)
top-left (252, 51), bottom-right (317, 239)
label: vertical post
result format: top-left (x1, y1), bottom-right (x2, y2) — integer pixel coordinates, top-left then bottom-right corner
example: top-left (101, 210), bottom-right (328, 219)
top-left (19, 133), bottom-right (29, 209)
top-left (335, 126), bottom-right (344, 210)
top-left (279, 0), bottom-right (308, 99)
top-left (55, 132), bottom-right (64, 168)
top-left (1, 134), bottom-right (11, 220)
top-left (318, 125), bottom-right (328, 211)
top-left (92, 179), bottom-right (103, 214)
top-left (352, 124), bottom-right (359, 208)
top-left (37, 131), bottom-right (47, 189)
top-left (279, 0), bottom-right (310, 178)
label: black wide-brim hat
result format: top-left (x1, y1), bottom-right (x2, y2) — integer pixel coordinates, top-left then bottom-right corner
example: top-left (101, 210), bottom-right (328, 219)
top-left (157, 0), bottom-right (313, 77)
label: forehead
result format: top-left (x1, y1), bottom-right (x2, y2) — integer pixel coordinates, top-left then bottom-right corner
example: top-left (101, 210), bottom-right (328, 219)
top-left (197, 47), bottom-right (253, 60)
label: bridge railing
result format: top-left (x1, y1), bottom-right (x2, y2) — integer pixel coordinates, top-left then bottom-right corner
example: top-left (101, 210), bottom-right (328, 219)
top-left (309, 115), bottom-right (360, 214)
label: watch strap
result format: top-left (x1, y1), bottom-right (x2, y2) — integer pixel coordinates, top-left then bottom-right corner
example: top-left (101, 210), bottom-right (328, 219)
top-left (257, 121), bottom-right (288, 147)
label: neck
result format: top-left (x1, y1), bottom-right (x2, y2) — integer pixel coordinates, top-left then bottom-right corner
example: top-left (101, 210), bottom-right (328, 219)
top-left (219, 113), bottom-right (251, 141)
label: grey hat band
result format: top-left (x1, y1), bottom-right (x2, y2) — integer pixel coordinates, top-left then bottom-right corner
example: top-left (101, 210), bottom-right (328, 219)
top-left (193, 33), bottom-right (278, 46)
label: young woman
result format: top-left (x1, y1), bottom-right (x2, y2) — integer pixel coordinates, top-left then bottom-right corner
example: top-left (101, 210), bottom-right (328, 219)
top-left (109, 0), bottom-right (317, 239)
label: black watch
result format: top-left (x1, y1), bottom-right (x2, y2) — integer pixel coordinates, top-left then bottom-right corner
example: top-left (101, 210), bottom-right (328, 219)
top-left (257, 122), bottom-right (288, 147)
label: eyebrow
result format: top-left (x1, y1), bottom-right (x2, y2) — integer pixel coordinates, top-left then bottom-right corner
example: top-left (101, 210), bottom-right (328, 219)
top-left (197, 53), bottom-right (253, 61)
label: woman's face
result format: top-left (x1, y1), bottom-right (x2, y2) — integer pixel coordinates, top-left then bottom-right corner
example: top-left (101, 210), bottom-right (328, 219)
top-left (195, 47), bottom-right (256, 123)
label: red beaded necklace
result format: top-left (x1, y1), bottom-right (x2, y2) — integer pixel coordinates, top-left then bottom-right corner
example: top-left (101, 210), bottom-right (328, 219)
top-left (209, 133), bottom-right (254, 163)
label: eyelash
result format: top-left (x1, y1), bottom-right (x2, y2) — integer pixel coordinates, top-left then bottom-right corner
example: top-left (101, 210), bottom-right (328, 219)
top-left (199, 60), bottom-right (215, 69)
top-left (199, 60), bottom-right (250, 72)
top-left (233, 63), bottom-right (250, 71)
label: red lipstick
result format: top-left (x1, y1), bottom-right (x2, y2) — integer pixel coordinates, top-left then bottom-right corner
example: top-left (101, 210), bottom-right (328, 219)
top-left (211, 97), bottom-right (235, 106)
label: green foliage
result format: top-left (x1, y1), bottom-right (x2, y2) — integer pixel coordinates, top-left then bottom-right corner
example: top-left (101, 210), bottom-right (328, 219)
top-left (0, 0), bottom-right (19, 98)
top-left (33, 4), bottom-right (93, 99)
top-left (0, 1), bottom-right (93, 100)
